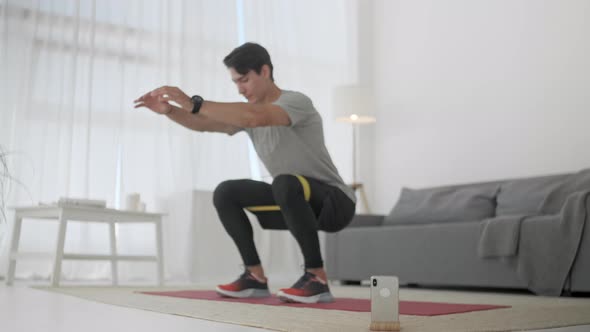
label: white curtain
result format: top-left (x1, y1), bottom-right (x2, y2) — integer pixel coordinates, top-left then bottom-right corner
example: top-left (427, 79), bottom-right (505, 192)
top-left (0, 0), bottom-right (358, 284)
top-left (0, 0), bottom-right (250, 283)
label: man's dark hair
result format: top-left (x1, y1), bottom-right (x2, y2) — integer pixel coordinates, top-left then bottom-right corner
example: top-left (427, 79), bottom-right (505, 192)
top-left (223, 42), bottom-right (274, 81)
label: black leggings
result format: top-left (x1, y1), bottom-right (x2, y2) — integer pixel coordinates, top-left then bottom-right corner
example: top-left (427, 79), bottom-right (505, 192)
top-left (213, 174), bottom-right (356, 269)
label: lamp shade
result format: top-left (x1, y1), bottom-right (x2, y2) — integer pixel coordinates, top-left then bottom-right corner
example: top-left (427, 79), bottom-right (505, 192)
top-left (333, 85), bottom-right (376, 124)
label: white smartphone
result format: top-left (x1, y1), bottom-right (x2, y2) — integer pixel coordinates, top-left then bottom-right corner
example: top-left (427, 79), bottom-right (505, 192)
top-left (370, 276), bottom-right (399, 326)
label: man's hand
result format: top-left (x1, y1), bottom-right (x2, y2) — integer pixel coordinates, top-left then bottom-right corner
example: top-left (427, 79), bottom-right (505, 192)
top-left (134, 92), bottom-right (174, 114)
top-left (149, 86), bottom-right (193, 112)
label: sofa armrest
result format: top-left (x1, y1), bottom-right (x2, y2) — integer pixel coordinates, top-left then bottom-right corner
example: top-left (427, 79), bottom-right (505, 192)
top-left (346, 214), bottom-right (385, 228)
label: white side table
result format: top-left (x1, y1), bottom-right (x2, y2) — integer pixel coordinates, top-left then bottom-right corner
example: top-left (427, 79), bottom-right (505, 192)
top-left (6, 205), bottom-right (165, 287)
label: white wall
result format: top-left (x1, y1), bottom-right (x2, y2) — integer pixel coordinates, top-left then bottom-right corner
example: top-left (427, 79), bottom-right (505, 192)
top-left (365, 0), bottom-right (590, 214)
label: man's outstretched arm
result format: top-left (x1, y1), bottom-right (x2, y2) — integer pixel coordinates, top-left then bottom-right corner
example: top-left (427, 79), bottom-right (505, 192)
top-left (166, 105), bottom-right (243, 135)
top-left (134, 89), bottom-right (242, 135)
top-left (146, 86), bottom-right (290, 128)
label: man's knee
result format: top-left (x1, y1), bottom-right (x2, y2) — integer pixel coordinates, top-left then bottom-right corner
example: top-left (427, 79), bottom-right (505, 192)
top-left (213, 180), bottom-right (238, 208)
top-left (272, 174), bottom-right (303, 203)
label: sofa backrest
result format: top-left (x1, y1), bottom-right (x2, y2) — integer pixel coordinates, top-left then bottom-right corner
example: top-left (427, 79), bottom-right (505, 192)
top-left (495, 174), bottom-right (569, 216)
top-left (539, 168), bottom-right (590, 214)
top-left (385, 170), bottom-right (582, 225)
top-left (384, 183), bottom-right (500, 225)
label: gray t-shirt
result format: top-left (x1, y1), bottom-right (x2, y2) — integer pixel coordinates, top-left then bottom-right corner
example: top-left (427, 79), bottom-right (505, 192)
top-left (243, 90), bottom-right (356, 203)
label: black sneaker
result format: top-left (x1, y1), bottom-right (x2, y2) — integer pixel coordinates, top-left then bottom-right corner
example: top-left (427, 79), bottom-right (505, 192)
top-left (216, 270), bottom-right (271, 298)
top-left (277, 272), bottom-right (334, 303)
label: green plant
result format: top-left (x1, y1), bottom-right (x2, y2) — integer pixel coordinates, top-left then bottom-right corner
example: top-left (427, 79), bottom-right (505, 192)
top-left (0, 146), bottom-right (7, 226)
top-left (0, 145), bottom-right (8, 251)
top-left (0, 147), bottom-right (32, 249)
top-left (0, 146), bottom-right (24, 226)
top-left (0, 147), bottom-right (33, 225)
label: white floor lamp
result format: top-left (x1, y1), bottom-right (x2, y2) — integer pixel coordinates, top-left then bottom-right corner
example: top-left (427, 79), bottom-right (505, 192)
top-left (333, 85), bottom-right (376, 213)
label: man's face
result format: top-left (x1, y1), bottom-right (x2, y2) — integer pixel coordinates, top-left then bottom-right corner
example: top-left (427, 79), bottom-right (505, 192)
top-left (229, 67), bottom-right (267, 103)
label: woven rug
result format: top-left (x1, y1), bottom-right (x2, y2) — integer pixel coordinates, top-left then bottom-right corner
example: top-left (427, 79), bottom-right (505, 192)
top-left (35, 285), bottom-right (590, 332)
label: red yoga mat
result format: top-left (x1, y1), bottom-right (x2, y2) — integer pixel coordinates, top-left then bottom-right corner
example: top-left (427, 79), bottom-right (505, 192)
top-left (139, 290), bottom-right (510, 316)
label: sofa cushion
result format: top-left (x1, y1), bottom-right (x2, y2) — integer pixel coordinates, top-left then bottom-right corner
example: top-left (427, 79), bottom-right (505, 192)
top-left (495, 174), bottom-right (568, 216)
top-left (346, 214), bottom-right (385, 228)
top-left (384, 185), bottom-right (499, 225)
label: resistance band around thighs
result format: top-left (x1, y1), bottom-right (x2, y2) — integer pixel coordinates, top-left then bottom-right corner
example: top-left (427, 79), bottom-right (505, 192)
top-left (246, 175), bottom-right (311, 212)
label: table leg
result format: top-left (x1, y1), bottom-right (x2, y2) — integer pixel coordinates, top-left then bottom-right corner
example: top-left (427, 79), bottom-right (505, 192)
top-left (51, 211), bottom-right (67, 287)
top-left (155, 218), bottom-right (164, 286)
top-left (359, 186), bottom-right (371, 214)
top-left (109, 221), bottom-right (119, 286)
top-left (6, 215), bottom-right (23, 286)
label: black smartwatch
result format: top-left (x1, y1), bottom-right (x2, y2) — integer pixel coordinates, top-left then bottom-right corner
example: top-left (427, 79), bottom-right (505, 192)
top-left (191, 95), bottom-right (204, 114)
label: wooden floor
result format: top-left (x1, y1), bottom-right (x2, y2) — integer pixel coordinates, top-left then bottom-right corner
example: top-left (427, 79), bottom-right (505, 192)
top-left (1, 283), bottom-right (589, 332)
top-left (0, 284), bottom-right (266, 332)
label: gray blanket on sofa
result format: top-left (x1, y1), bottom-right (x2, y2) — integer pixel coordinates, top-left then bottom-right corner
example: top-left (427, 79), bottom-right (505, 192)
top-left (478, 186), bottom-right (590, 296)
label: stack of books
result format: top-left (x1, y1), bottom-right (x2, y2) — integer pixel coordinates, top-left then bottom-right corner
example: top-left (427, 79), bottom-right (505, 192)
top-left (57, 197), bottom-right (106, 209)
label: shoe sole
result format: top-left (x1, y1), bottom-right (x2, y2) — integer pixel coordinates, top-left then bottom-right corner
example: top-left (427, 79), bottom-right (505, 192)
top-left (216, 287), bottom-right (271, 298)
top-left (277, 290), bottom-right (334, 303)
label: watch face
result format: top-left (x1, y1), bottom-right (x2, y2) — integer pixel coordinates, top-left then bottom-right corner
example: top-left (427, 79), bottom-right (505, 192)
top-left (191, 95), bottom-right (203, 113)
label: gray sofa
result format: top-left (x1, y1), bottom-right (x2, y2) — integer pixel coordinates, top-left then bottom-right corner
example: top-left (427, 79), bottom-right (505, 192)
top-left (325, 169), bottom-right (590, 296)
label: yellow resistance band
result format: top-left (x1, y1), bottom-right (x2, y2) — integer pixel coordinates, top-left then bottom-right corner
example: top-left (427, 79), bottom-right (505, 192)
top-left (246, 175), bottom-right (311, 212)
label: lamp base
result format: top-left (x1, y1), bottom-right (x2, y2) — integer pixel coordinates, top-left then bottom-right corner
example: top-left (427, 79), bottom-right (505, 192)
top-left (348, 183), bottom-right (371, 213)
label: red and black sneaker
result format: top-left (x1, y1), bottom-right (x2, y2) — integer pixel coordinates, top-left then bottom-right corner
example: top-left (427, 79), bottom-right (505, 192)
top-left (216, 270), bottom-right (271, 298)
top-left (277, 272), bottom-right (334, 303)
